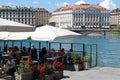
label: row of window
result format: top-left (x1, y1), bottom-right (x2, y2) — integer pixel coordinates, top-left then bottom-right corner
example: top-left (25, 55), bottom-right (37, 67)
top-left (0, 12), bottom-right (34, 15)
top-left (74, 18), bottom-right (109, 22)
top-left (73, 14), bottom-right (109, 17)
top-left (74, 23), bottom-right (109, 26)
top-left (0, 15), bottom-right (34, 18)
top-left (74, 10), bottom-right (109, 13)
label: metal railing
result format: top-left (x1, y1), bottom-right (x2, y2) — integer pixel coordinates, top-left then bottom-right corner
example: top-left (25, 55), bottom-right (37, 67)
top-left (0, 41), bottom-right (98, 67)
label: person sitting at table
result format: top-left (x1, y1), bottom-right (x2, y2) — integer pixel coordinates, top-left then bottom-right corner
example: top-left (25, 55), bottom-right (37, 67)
top-left (58, 48), bottom-right (65, 62)
top-left (21, 46), bottom-right (28, 57)
top-left (6, 47), bottom-right (12, 55)
top-left (12, 46), bottom-right (21, 65)
top-left (6, 56), bottom-right (16, 78)
top-left (51, 48), bottom-right (57, 57)
top-left (3, 47), bottom-right (12, 60)
top-left (39, 47), bottom-right (47, 63)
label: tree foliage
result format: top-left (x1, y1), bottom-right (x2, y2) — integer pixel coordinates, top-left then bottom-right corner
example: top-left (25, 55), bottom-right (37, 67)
top-left (113, 24), bottom-right (120, 34)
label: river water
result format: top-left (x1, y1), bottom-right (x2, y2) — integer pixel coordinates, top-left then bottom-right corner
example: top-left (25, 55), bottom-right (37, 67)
top-left (54, 32), bottom-right (120, 67)
top-left (0, 32), bottom-right (120, 67)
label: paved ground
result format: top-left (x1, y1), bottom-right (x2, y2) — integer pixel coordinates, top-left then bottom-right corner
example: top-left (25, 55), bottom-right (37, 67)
top-left (61, 67), bottom-right (120, 80)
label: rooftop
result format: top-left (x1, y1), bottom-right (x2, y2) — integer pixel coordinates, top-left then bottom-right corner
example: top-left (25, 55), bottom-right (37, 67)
top-left (54, 4), bottom-right (108, 12)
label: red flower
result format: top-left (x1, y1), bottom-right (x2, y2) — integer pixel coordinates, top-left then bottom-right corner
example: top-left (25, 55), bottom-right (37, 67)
top-left (27, 55), bottom-right (34, 65)
top-left (35, 65), bottom-right (45, 76)
top-left (52, 61), bottom-right (64, 71)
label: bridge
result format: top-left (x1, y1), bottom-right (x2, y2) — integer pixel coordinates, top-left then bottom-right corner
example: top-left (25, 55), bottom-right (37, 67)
top-left (68, 28), bottom-right (120, 33)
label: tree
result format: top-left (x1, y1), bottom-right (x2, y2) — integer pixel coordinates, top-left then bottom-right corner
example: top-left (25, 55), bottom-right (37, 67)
top-left (113, 24), bottom-right (120, 34)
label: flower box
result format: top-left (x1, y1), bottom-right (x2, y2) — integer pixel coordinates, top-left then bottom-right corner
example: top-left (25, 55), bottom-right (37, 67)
top-left (0, 76), bottom-right (13, 80)
top-left (35, 61), bottom-right (64, 80)
top-left (44, 74), bottom-right (55, 80)
top-left (37, 74), bottom-right (55, 80)
top-left (54, 70), bottom-right (63, 80)
top-left (5, 76), bottom-right (14, 80)
top-left (15, 71), bottom-right (33, 80)
top-left (38, 71), bottom-right (63, 80)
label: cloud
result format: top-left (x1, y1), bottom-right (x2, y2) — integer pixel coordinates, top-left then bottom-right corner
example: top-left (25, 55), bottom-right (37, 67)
top-left (74, 0), bottom-right (86, 5)
top-left (33, 1), bottom-right (39, 4)
top-left (55, 2), bottom-right (69, 7)
top-left (7, 2), bottom-right (12, 5)
top-left (48, 1), bottom-right (51, 4)
top-left (24, 5), bottom-right (30, 8)
top-left (99, 0), bottom-right (116, 10)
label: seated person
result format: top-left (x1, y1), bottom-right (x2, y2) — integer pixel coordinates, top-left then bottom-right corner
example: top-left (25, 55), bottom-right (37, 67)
top-left (21, 46), bottom-right (28, 57)
top-left (6, 56), bottom-right (16, 77)
top-left (67, 49), bottom-right (74, 64)
top-left (51, 48), bottom-right (57, 57)
top-left (58, 48), bottom-right (65, 62)
top-left (39, 47), bottom-right (47, 62)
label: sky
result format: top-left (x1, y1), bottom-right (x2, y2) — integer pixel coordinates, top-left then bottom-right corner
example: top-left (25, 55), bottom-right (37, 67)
top-left (0, 0), bottom-right (119, 12)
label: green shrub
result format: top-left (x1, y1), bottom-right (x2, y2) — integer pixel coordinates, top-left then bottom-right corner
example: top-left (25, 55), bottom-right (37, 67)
top-left (16, 61), bottom-right (31, 74)
top-left (0, 66), bottom-right (7, 78)
top-left (113, 24), bottom-right (120, 34)
top-left (84, 54), bottom-right (90, 62)
top-left (43, 63), bottom-right (54, 75)
top-left (73, 54), bottom-right (81, 64)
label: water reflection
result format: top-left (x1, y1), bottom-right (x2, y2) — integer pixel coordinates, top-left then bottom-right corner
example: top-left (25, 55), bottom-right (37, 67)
top-left (55, 32), bottom-right (120, 67)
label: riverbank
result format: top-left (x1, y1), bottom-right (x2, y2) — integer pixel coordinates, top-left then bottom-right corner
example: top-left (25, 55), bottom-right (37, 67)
top-left (61, 67), bottom-right (120, 80)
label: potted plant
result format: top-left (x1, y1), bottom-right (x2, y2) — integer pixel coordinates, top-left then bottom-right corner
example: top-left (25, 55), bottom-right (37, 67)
top-left (35, 63), bottom-right (45, 80)
top-left (52, 61), bottom-right (64, 80)
top-left (44, 63), bottom-right (55, 80)
top-left (15, 55), bottom-right (34, 80)
top-left (0, 66), bottom-right (13, 80)
top-left (35, 63), bottom-right (55, 80)
top-left (84, 54), bottom-right (91, 70)
top-left (73, 54), bottom-right (81, 71)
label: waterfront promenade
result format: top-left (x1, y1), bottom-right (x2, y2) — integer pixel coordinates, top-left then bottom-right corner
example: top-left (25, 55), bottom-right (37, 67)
top-left (61, 67), bottom-right (120, 80)
top-left (70, 28), bottom-right (120, 33)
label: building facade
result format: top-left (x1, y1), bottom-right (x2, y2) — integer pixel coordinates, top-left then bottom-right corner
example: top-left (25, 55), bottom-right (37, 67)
top-left (110, 8), bottom-right (120, 26)
top-left (34, 8), bottom-right (51, 26)
top-left (49, 4), bottom-right (110, 29)
top-left (0, 6), bottom-right (51, 26)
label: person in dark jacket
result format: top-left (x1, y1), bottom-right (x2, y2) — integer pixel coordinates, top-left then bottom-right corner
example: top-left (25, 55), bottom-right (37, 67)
top-left (29, 44), bottom-right (37, 60)
top-left (39, 47), bottom-right (47, 62)
top-left (4, 44), bottom-right (8, 53)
